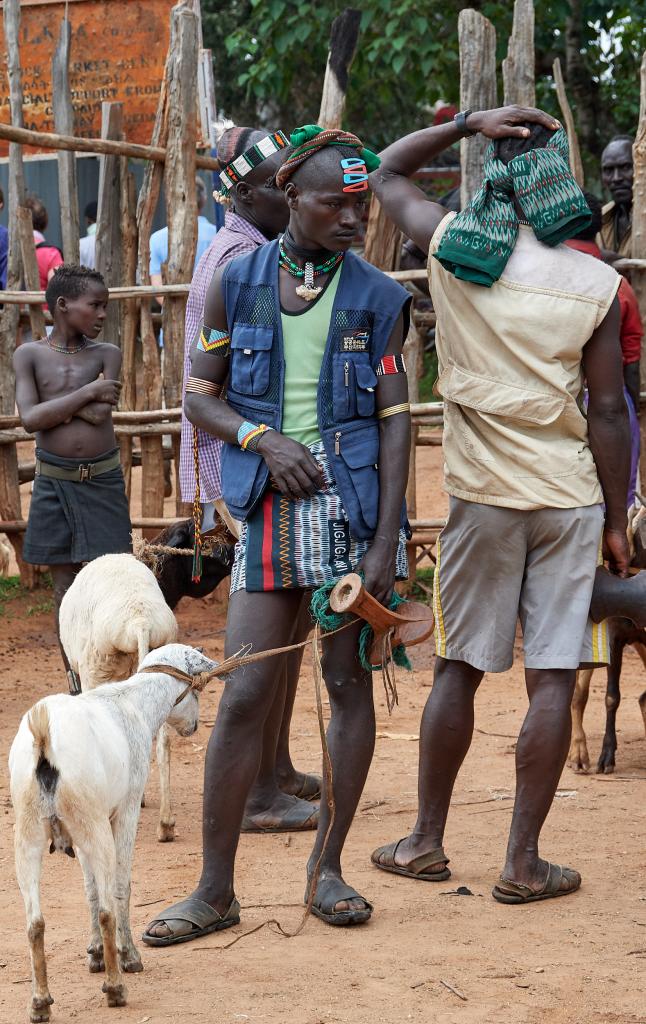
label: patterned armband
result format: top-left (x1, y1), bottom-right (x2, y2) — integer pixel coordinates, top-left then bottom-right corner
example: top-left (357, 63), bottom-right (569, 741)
top-left (237, 420), bottom-right (273, 452)
top-left (185, 377), bottom-right (223, 398)
top-left (376, 354), bottom-right (407, 376)
top-left (197, 326), bottom-right (231, 355)
top-left (377, 402), bottom-right (410, 420)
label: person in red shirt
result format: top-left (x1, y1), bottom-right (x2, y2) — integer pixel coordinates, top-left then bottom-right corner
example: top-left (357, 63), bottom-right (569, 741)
top-left (24, 196), bottom-right (64, 289)
top-left (566, 191), bottom-right (642, 410)
top-left (566, 191), bottom-right (642, 506)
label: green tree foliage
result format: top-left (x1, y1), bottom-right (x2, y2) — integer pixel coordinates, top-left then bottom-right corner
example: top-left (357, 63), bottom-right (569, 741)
top-left (202, 0), bottom-right (646, 159)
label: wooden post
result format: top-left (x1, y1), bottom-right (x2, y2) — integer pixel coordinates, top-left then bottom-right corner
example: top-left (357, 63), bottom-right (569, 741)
top-left (136, 46), bottom-right (171, 536)
top-left (0, 0), bottom-right (33, 583)
top-left (163, 2), bottom-right (198, 412)
top-left (95, 102), bottom-right (123, 347)
top-left (16, 207), bottom-right (47, 340)
top-left (52, 15), bottom-right (80, 263)
top-left (458, 9), bottom-right (497, 208)
top-left (318, 8), bottom-right (362, 130)
top-left (364, 198), bottom-right (401, 271)
top-left (552, 58), bottom-right (585, 186)
top-left (119, 158), bottom-right (138, 499)
top-left (502, 0), bottom-right (535, 107)
top-left (632, 53), bottom-right (646, 483)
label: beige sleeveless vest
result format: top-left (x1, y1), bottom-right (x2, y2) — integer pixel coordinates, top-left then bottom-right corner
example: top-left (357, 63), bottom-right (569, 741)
top-left (428, 214), bottom-right (620, 510)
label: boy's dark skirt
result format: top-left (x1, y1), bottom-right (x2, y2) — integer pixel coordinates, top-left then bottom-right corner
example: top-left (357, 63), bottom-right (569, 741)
top-left (23, 448), bottom-right (132, 565)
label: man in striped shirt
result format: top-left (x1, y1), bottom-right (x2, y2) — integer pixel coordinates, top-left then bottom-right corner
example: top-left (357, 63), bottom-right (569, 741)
top-left (178, 127), bottom-right (321, 834)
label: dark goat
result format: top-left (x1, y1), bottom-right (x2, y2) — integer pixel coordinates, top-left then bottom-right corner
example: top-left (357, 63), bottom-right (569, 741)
top-left (569, 509), bottom-right (646, 773)
top-left (151, 519), bottom-right (235, 611)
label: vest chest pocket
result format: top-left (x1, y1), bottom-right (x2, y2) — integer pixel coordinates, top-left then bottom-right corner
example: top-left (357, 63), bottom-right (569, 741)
top-left (230, 323), bottom-right (273, 396)
top-left (332, 354), bottom-right (378, 420)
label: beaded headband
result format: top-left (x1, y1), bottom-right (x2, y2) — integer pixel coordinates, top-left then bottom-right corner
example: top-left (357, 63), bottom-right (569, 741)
top-left (218, 131), bottom-right (289, 194)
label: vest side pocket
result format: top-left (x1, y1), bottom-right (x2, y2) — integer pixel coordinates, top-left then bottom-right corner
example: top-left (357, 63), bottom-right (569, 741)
top-left (221, 443), bottom-right (267, 511)
top-left (332, 355), bottom-right (377, 421)
top-left (355, 362), bottom-right (377, 417)
top-left (230, 323), bottom-right (273, 397)
top-left (326, 423), bottom-right (380, 539)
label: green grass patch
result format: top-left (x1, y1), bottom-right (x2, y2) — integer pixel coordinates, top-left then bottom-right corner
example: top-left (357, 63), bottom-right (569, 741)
top-left (0, 573), bottom-right (53, 616)
top-left (411, 566), bottom-right (434, 604)
top-left (418, 348), bottom-right (439, 404)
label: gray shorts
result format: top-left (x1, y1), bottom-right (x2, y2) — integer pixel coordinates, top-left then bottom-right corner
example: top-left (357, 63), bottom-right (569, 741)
top-left (432, 497), bottom-right (608, 672)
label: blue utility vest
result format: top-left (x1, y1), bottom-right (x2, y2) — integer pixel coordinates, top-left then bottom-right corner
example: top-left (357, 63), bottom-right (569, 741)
top-left (221, 239), bottom-right (411, 540)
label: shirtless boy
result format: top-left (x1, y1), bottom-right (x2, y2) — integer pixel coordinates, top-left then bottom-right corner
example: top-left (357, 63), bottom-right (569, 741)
top-left (14, 264), bottom-right (132, 693)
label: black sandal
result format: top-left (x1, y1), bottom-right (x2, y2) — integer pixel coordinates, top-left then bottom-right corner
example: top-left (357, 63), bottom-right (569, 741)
top-left (142, 895), bottom-right (240, 947)
top-left (306, 876), bottom-right (373, 927)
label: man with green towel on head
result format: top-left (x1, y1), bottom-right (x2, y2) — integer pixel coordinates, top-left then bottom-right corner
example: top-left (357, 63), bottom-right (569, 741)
top-left (369, 111), bottom-right (630, 903)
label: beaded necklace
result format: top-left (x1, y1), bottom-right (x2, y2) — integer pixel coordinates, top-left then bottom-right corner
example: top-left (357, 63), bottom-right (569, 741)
top-left (45, 335), bottom-right (88, 355)
top-left (278, 236), bottom-right (344, 301)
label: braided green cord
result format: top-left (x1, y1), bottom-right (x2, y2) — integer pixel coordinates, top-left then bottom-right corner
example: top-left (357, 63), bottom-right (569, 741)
top-left (310, 580), bottom-right (412, 673)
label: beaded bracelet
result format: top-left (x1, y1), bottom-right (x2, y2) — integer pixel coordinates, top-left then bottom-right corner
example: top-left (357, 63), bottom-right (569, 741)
top-left (238, 420), bottom-right (272, 452)
top-left (197, 326), bottom-right (231, 355)
top-left (376, 354), bottom-right (407, 376)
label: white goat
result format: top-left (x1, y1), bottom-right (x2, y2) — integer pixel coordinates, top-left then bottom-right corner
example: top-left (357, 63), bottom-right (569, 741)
top-left (9, 643), bottom-right (216, 1023)
top-left (59, 553), bottom-right (180, 841)
top-left (0, 531), bottom-right (13, 576)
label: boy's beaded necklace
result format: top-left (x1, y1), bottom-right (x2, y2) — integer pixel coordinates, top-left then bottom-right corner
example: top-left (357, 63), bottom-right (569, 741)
top-left (45, 335), bottom-right (88, 355)
top-left (278, 236), bottom-right (344, 301)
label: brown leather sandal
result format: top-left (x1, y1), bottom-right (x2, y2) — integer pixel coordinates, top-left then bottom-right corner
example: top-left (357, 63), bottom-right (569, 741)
top-left (371, 838), bottom-right (451, 881)
top-left (492, 862), bottom-right (581, 904)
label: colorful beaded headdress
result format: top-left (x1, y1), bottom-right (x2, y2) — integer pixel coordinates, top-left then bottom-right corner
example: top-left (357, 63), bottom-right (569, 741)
top-left (434, 127), bottom-right (591, 287)
top-left (275, 124), bottom-right (380, 189)
top-left (218, 130), bottom-right (289, 195)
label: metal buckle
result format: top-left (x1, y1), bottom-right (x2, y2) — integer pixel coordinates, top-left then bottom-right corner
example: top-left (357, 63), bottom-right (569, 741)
top-left (78, 463), bottom-right (92, 482)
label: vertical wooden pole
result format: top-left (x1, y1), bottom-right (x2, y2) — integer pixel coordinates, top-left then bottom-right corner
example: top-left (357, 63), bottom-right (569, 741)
top-left (552, 58), bottom-right (585, 186)
top-left (0, 0), bottom-right (33, 583)
top-left (52, 15), bottom-right (80, 263)
top-left (502, 0), bottom-right (535, 107)
top-left (363, 198), bottom-right (402, 271)
top-left (164, 3), bottom-right (199, 514)
top-left (17, 207), bottom-right (47, 340)
top-left (163, 2), bottom-right (198, 412)
top-left (632, 53), bottom-right (646, 483)
top-left (136, 45), bottom-right (171, 537)
top-left (458, 9), bottom-right (497, 208)
top-left (119, 158), bottom-right (138, 499)
top-left (318, 8), bottom-right (362, 130)
top-left (95, 102), bottom-right (123, 347)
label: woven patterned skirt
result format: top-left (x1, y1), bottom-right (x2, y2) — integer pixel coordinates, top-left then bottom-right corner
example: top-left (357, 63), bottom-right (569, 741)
top-left (230, 440), bottom-right (408, 593)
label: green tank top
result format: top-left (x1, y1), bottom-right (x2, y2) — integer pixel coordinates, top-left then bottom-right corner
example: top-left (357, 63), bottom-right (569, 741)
top-left (280, 266), bottom-right (341, 446)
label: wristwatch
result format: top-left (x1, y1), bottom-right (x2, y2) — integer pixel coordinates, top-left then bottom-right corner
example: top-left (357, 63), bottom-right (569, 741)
top-left (454, 110), bottom-right (477, 138)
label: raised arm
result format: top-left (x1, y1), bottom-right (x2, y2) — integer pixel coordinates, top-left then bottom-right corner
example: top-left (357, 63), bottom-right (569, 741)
top-left (184, 266), bottom-right (324, 500)
top-left (358, 310), bottom-right (410, 604)
top-left (371, 106), bottom-right (561, 255)
top-left (76, 344), bottom-right (122, 424)
top-left (582, 296), bottom-right (631, 576)
top-left (13, 345), bottom-right (120, 433)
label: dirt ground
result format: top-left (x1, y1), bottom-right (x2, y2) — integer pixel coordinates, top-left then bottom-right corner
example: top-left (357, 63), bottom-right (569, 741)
top-left (1, 446), bottom-right (645, 1024)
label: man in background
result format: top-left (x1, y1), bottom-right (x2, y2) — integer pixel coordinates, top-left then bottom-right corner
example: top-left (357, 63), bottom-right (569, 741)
top-left (79, 200), bottom-right (98, 269)
top-left (599, 135), bottom-right (634, 261)
top-left (150, 177), bottom-right (218, 304)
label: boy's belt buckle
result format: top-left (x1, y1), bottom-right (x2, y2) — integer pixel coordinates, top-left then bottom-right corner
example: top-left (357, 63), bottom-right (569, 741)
top-left (78, 463), bottom-right (92, 482)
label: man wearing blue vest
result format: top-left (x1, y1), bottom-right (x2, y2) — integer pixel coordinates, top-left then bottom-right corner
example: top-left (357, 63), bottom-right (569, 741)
top-left (143, 111), bottom-right (552, 944)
